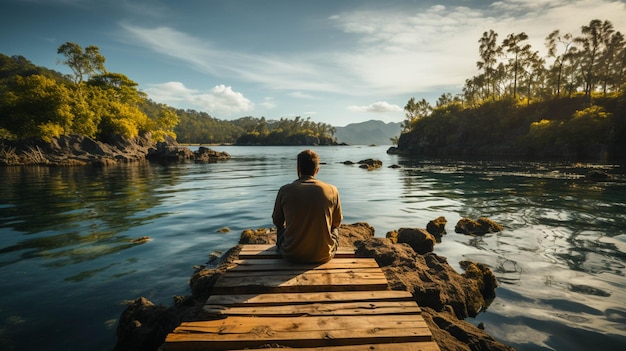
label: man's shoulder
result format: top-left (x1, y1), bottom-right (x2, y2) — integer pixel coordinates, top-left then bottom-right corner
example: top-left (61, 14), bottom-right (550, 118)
top-left (313, 179), bottom-right (339, 191)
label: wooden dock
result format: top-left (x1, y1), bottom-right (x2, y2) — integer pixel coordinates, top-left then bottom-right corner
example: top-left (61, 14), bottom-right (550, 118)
top-left (165, 244), bottom-right (441, 350)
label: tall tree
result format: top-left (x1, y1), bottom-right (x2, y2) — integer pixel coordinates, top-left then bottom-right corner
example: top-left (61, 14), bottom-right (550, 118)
top-left (575, 19), bottom-right (613, 96)
top-left (598, 30), bottom-right (624, 94)
top-left (57, 42), bottom-right (106, 86)
top-left (502, 32), bottom-right (531, 98)
top-left (545, 30), bottom-right (574, 96)
top-left (477, 30), bottom-right (501, 97)
top-left (403, 97), bottom-right (432, 132)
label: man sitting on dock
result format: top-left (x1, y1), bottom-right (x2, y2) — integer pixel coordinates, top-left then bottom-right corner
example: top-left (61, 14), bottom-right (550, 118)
top-left (272, 149), bottom-right (343, 263)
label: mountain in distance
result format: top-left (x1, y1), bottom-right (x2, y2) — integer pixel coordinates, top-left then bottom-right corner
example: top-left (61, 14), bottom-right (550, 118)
top-left (334, 120), bottom-right (402, 145)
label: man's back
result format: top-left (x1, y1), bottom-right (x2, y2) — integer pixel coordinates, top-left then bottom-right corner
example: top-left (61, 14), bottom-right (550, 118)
top-left (272, 175), bottom-right (342, 263)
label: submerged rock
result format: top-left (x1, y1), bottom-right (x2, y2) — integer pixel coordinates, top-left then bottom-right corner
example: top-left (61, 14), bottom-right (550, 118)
top-left (358, 158), bottom-right (383, 170)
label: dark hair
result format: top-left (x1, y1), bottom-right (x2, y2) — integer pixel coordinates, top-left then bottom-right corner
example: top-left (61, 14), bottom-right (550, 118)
top-left (297, 149), bottom-right (319, 176)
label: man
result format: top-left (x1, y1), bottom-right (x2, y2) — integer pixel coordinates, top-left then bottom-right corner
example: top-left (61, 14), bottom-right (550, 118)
top-left (272, 149), bottom-right (342, 263)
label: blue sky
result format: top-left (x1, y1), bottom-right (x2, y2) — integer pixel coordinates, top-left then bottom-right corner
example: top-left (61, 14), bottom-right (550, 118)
top-left (1, 0), bottom-right (625, 126)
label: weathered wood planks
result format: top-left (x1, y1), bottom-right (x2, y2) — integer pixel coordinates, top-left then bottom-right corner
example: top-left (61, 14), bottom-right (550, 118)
top-left (164, 245), bottom-right (440, 351)
top-left (238, 244), bottom-right (355, 259)
top-left (165, 315), bottom-right (433, 350)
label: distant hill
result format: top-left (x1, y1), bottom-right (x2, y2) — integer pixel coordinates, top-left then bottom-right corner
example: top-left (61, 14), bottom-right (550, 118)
top-left (334, 120), bottom-right (402, 145)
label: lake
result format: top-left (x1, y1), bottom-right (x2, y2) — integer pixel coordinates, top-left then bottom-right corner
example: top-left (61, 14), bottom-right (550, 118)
top-left (0, 145), bottom-right (625, 350)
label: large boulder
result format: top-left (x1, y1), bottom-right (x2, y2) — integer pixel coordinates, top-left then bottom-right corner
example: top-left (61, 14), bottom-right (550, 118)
top-left (386, 227), bottom-right (435, 254)
top-left (455, 217), bottom-right (504, 235)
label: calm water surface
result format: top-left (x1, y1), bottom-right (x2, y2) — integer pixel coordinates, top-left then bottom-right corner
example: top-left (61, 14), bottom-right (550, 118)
top-left (0, 145), bottom-right (625, 350)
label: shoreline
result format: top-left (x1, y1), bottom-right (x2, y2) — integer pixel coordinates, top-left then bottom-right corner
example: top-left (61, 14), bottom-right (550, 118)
top-left (113, 223), bottom-right (514, 351)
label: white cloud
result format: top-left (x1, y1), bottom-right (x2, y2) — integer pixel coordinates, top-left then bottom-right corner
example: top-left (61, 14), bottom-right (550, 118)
top-left (347, 101), bottom-right (402, 113)
top-left (288, 91), bottom-right (316, 99)
top-left (144, 82), bottom-right (254, 116)
top-left (120, 24), bottom-right (348, 94)
top-left (260, 97), bottom-right (276, 109)
top-left (329, 0), bottom-right (625, 95)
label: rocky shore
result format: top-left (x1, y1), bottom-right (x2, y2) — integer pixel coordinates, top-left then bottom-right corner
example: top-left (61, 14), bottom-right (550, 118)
top-left (0, 134), bottom-right (230, 166)
top-left (114, 222), bottom-right (514, 351)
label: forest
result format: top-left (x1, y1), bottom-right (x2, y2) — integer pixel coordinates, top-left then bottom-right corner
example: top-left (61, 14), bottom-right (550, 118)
top-left (398, 19), bottom-right (626, 160)
top-left (0, 44), bottom-right (337, 146)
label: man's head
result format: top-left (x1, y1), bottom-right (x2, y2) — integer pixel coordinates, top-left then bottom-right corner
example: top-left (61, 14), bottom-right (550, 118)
top-left (297, 149), bottom-right (319, 177)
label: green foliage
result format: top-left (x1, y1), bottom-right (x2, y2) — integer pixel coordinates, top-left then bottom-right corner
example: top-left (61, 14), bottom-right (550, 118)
top-left (234, 116), bottom-right (337, 146)
top-left (57, 42), bottom-right (106, 85)
top-left (174, 109), bottom-right (243, 144)
top-left (399, 91), bottom-right (624, 160)
top-left (0, 44), bottom-right (182, 143)
top-left (0, 74), bottom-right (74, 140)
top-left (400, 18), bottom-right (625, 160)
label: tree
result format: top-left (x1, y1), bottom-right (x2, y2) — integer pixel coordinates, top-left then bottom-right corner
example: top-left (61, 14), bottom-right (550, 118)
top-left (477, 30), bottom-right (502, 97)
top-left (57, 42), bottom-right (106, 86)
top-left (502, 32), bottom-right (531, 98)
top-left (598, 30), bottom-right (624, 94)
top-left (402, 98), bottom-right (432, 132)
top-left (0, 75), bottom-right (74, 140)
top-left (546, 30), bottom-right (574, 96)
top-left (575, 19), bottom-right (613, 96)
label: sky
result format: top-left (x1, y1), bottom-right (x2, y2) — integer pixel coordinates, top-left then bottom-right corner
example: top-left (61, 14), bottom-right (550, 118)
top-left (1, 0), bottom-right (625, 127)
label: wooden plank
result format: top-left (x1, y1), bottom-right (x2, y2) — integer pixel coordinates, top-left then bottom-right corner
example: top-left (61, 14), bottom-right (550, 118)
top-left (228, 341), bottom-right (441, 351)
top-left (221, 267), bottom-right (383, 278)
top-left (165, 315), bottom-right (432, 351)
top-left (228, 258), bottom-right (379, 272)
top-left (212, 270), bottom-right (389, 294)
top-left (238, 245), bottom-right (355, 259)
top-left (204, 300), bottom-right (423, 316)
top-left (205, 290), bottom-right (415, 307)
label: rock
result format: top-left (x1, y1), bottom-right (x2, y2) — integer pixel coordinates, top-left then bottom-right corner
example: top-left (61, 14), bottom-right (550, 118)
top-left (385, 230), bottom-right (399, 244)
top-left (129, 236), bottom-right (151, 244)
top-left (394, 227), bottom-right (436, 254)
top-left (357, 158), bottom-right (382, 170)
top-left (114, 297), bottom-right (171, 351)
top-left (422, 307), bottom-right (514, 351)
top-left (0, 133), bottom-right (230, 166)
top-left (586, 170), bottom-right (611, 181)
top-left (354, 237), bottom-right (496, 319)
top-left (194, 147), bottom-right (231, 163)
top-left (114, 222), bottom-right (512, 351)
top-left (239, 228), bottom-right (273, 244)
top-left (386, 146), bottom-right (404, 155)
top-left (455, 217), bottom-right (503, 235)
top-left (427, 216), bottom-right (448, 242)
top-left (147, 140), bottom-right (194, 162)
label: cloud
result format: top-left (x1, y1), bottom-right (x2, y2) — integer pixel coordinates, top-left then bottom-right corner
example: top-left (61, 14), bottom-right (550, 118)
top-left (120, 24), bottom-right (348, 94)
top-left (124, 0), bottom-right (625, 101)
top-left (347, 101), bottom-right (402, 113)
top-left (144, 82), bottom-right (254, 116)
top-left (288, 91), bottom-right (316, 99)
top-left (329, 0), bottom-right (626, 95)
top-left (260, 97), bottom-right (277, 109)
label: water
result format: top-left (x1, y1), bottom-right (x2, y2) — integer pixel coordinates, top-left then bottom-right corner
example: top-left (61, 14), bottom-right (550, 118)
top-left (0, 145), bottom-right (624, 351)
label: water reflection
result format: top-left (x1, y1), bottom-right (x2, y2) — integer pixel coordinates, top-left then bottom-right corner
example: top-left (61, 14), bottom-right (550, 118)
top-left (0, 164), bottom-right (176, 269)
